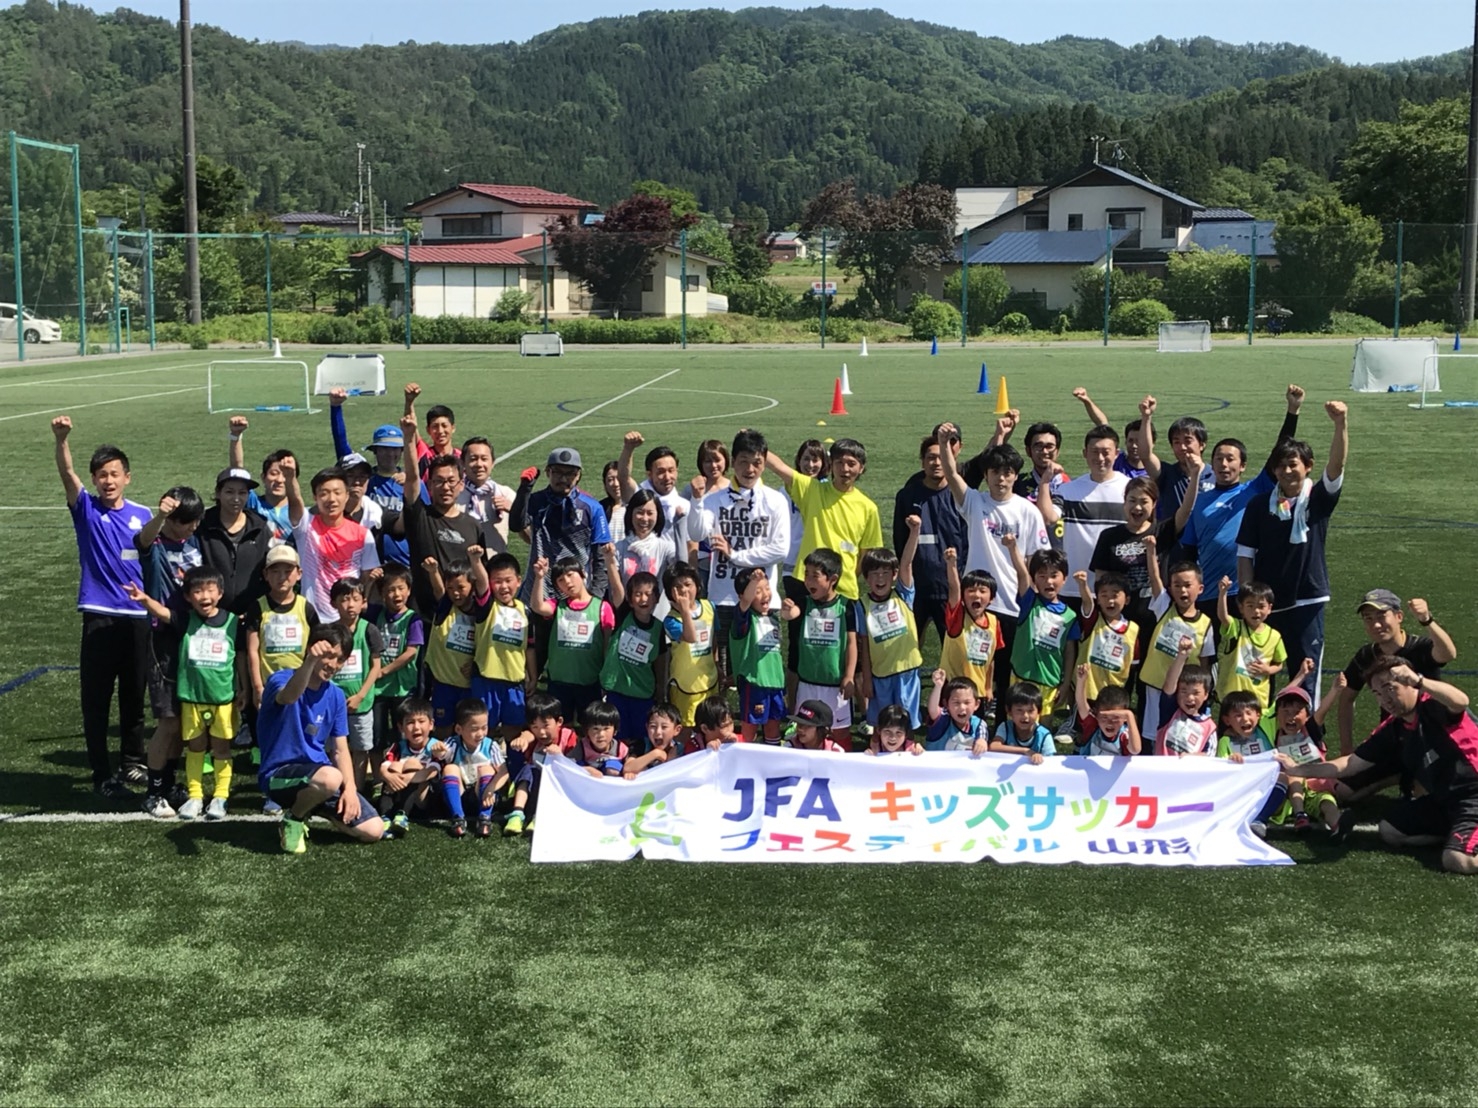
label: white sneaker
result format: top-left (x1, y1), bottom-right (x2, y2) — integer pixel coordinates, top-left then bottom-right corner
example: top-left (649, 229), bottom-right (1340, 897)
top-left (142, 794), bottom-right (176, 820)
top-left (177, 797), bottom-right (203, 820)
top-left (204, 797), bottom-right (228, 821)
top-left (262, 798), bottom-right (283, 816)
top-left (1250, 820), bottom-right (1268, 839)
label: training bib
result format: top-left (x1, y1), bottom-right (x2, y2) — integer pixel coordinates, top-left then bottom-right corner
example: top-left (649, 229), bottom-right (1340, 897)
top-left (617, 626), bottom-right (654, 666)
top-left (262, 615), bottom-right (303, 655)
top-left (490, 603), bottom-right (527, 647)
top-left (446, 613), bottom-right (475, 655)
top-left (1031, 608), bottom-right (1065, 651)
top-left (340, 648), bottom-right (364, 681)
top-left (964, 622), bottom-right (995, 665)
top-left (804, 608), bottom-right (841, 646)
top-left (187, 625), bottom-right (230, 667)
top-left (753, 615), bottom-right (780, 654)
top-left (1234, 639), bottom-right (1262, 678)
top-left (866, 599), bottom-right (905, 643)
top-left (1154, 616), bottom-right (1198, 658)
top-left (1089, 627), bottom-right (1128, 671)
top-left (1276, 735), bottom-right (1322, 764)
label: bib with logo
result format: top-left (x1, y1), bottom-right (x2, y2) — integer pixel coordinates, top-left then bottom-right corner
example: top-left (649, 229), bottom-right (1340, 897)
top-left (474, 599), bottom-right (530, 684)
top-left (178, 611), bottom-right (238, 705)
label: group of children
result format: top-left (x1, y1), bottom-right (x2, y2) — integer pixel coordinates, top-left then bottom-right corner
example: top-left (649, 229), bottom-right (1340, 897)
top-left (65, 377), bottom-right (1377, 849)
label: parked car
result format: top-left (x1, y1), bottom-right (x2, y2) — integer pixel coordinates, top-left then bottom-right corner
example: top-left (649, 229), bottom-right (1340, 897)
top-left (0, 303), bottom-right (63, 343)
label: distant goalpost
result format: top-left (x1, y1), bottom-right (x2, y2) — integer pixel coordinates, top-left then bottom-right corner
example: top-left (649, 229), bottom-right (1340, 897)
top-left (206, 359), bottom-right (315, 413)
top-left (1408, 353), bottom-right (1478, 410)
top-left (1158, 320), bottom-right (1212, 353)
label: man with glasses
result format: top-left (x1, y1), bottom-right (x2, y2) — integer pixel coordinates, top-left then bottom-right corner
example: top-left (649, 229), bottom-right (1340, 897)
top-left (396, 414), bottom-right (482, 617)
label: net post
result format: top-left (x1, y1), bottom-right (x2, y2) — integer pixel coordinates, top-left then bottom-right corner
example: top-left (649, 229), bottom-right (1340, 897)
top-left (1101, 225), bottom-right (1111, 347)
top-left (73, 143), bottom-right (86, 356)
top-left (1246, 222), bottom-right (1257, 345)
top-left (819, 229), bottom-right (828, 350)
top-left (680, 227), bottom-right (688, 350)
top-left (960, 225), bottom-right (969, 347)
top-left (111, 227), bottom-right (122, 353)
top-left (1393, 221), bottom-right (1404, 338)
top-left (145, 229), bottom-right (156, 349)
top-left (401, 226), bottom-right (412, 349)
top-left (264, 231), bottom-right (273, 348)
top-left (8, 130), bottom-right (23, 362)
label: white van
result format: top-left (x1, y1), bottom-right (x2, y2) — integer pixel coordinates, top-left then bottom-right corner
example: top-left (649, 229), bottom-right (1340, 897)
top-left (0, 303), bottom-right (63, 344)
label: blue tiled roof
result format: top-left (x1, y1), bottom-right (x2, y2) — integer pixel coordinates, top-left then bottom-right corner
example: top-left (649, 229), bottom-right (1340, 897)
top-left (1196, 207), bottom-right (1256, 222)
top-left (965, 228), bottom-right (1132, 265)
top-left (1189, 220), bottom-right (1278, 258)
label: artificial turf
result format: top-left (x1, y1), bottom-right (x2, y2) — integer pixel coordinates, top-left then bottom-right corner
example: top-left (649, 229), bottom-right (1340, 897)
top-left (1, 341), bottom-right (1476, 1105)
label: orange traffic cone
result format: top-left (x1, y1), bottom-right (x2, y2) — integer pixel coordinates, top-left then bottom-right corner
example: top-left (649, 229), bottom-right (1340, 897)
top-left (829, 377), bottom-right (848, 416)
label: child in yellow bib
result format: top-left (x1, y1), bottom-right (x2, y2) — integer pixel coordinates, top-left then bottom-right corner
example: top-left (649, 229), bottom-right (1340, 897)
top-left (661, 562), bottom-right (718, 729)
top-left (858, 516), bottom-right (923, 728)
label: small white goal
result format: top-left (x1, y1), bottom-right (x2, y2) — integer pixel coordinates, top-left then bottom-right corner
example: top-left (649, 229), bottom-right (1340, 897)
top-left (314, 353), bottom-right (386, 396)
top-left (520, 332), bottom-right (564, 356)
top-left (207, 360), bottom-right (316, 414)
top-left (1158, 320), bottom-right (1212, 353)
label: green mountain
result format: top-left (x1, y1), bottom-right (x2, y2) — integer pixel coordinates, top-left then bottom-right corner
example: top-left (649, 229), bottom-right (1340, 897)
top-left (0, 1), bottom-right (1463, 222)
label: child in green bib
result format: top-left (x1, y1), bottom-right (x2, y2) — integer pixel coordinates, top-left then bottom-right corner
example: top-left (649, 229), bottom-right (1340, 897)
top-left (329, 577), bottom-right (383, 791)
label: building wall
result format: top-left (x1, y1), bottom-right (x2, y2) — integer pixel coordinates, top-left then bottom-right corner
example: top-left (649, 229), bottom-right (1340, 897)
top-left (1047, 185), bottom-right (1181, 249)
top-left (417, 194), bottom-right (570, 241)
top-left (640, 254), bottom-right (709, 317)
top-left (997, 264), bottom-right (1089, 312)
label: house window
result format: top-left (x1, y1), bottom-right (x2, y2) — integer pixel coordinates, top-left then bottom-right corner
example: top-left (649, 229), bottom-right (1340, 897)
top-left (641, 273), bottom-right (654, 293)
top-left (685, 274), bottom-right (700, 291)
top-left (1161, 206), bottom-right (1182, 242)
top-left (441, 213), bottom-right (503, 238)
top-left (1023, 211), bottom-right (1049, 231)
top-left (1107, 210), bottom-right (1142, 249)
top-left (1067, 214), bottom-right (1083, 231)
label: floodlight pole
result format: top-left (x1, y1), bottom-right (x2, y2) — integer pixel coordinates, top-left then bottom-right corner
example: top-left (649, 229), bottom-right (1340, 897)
top-left (1102, 225), bottom-right (1112, 347)
top-left (819, 230), bottom-right (828, 350)
top-left (180, 0), bottom-right (202, 325)
top-left (357, 144), bottom-right (365, 235)
top-left (7, 130), bottom-right (20, 362)
top-left (959, 225), bottom-right (969, 347)
top-left (680, 228), bottom-right (688, 350)
top-left (1463, 0), bottom-right (1478, 327)
top-left (72, 144), bottom-right (86, 355)
top-left (1247, 223), bottom-right (1257, 345)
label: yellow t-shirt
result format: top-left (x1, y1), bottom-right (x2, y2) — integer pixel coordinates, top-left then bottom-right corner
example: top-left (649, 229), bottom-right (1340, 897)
top-left (425, 600), bottom-right (476, 689)
top-left (941, 603), bottom-right (1000, 700)
top-left (1139, 596), bottom-right (1214, 692)
top-left (474, 598), bottom-right (530, 684)
top-left (861, 587), bottom-right (922, 678)
top-left (1217, 616), bottom-right (1287, 706)
top-left (666, 599), bottom-right (718, 695)
top-left (1080, 612), bottom-right (1141, 700)
top-left (785, 472), bottom-right (882, 600)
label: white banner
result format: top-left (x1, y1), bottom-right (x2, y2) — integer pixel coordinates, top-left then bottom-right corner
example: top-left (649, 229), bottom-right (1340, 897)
top-left (531, 746), bottom-right (1291, 867)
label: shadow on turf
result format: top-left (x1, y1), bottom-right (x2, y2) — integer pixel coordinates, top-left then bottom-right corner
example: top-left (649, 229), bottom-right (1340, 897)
top-left (163, 820), bottom-right (369, 857)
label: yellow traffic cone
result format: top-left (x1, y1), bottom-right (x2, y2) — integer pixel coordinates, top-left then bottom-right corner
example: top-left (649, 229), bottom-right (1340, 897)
top-left (995, 376), bottom-right (1010, 415)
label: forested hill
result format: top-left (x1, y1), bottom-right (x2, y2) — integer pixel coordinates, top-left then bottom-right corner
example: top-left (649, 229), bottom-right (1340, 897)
top-left (0, 1), bottom-right (1465, 222)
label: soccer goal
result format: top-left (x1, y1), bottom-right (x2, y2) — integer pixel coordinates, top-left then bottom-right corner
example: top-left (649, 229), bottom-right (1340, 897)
top-left (520, 332), bottom-right (564, 356)
top-left (1408, 354), bottom-right (1478, 410)
top-left (314, 353), bottom-right (387, 396)
top-left (206, 360), bottom-right (316, 414)
top-left (1158, 320), bottom-right (1212, 353)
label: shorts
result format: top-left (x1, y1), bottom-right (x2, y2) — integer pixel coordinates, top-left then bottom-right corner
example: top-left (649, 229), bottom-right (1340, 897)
top-left (603, 690), bottom-right (653, 747)
top-left (442, 759), bottom-right (498, 787)
top-left (866, 669), bottom-right (921, 730)
top-left (795, 680), bottom-right (853, 729)
top-left (346, 710), bottom-right (375, 753)
top-left (430, 679), bottom-right (471, 729)
top-left (1383, 793), bottom-right (1478, 855)
top-left (472, 674), bottom-right (527, 729)
top-left (738, 679), bottom-right (788, 727)
top-left (668, 680), bottom-right (718, 728)
top-left (1010, 676), bottom-right (1061, 719)
top-left (147, 656), bottom-right (178, 721)
top-left (547, 680), bottom-right (600, 723)
top-left (264, 760), bottom-right (378, 827)
top-left (180, 701), bottom-right (237, 741)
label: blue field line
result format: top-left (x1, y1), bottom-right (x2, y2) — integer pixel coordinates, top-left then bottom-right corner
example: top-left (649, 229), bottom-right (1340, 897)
top-left (0, 665), bottom-right (79, 696)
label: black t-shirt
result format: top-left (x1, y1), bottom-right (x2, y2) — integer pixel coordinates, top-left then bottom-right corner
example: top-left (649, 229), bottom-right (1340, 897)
top-left (1089, 518), bottom-right (1178, 624)
top-left (402, 498), bottom-right (482, 616)
top-left (1235, 475), bottom-right (1341, 609)
top-left (1342, 636), bottom-right (1443, 692)
top-left (1354, 697), bottom-right (1478, 800)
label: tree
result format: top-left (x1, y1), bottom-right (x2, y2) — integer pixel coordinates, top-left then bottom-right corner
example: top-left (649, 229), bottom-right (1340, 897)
top-left (1164, 247), bottom-right (1250, 328)
top-left (157, 155), bottom-right (249, 234)
top-left (1272, 196), bottom-right (1382, 329)
top-left (1340, 98), bottom-right (1467, 226)
top-left (630, 180), bottom-right (700, 220)
top-left (800, 180), bottom-right (956, 316)
top-left (548, 194), bottom-right (698, 318)
top-left (943, 265), bottom-right (1011, 334)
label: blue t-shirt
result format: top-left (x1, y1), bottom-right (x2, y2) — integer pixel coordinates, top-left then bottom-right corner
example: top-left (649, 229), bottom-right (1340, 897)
top-left (142, 534), bottom-right (203, 605)
top-left (70, 493), bottom-right (153, 616)
top-left (991, 721), bottom-right (1057, 756)
top-left (247, 490), bottom-right (294, 548)
top-left (1155, 463), bottom-right (1215, 522)
top-left (926, 713), bottom-right (990, 751)
top-left (256, 667), bottom-right (349, 786)
top-left (1179, 471), bottom-right (1274, 597)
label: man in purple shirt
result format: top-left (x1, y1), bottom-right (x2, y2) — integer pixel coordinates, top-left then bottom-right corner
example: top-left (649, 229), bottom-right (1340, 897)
top-left (53, 416), bottom-right (153, 796)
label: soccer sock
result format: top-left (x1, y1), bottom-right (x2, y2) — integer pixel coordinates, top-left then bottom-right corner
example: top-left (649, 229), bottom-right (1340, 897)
top-left (212, 757), bottom-right (232, 801)
top-left (441, 776), bottom-right (465, 820)
top-left (477, 774), bottom-right (494, 820)
top-left (147, 767), bottom-right (166, 796)
top-left (185, 749), bottom-right (206, 801)
top-left (162, 758), bottom-right (178, 792)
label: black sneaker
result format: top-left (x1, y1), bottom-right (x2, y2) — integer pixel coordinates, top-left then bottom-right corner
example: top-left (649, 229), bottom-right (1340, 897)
top-left (450, 818), bottom-right (467, 839)
top-left (476, 818), bottom-right (493, 838)
top-left (119, 764), bottom-right (148, 786)
top-left (96, 776), bottom-right (135, 799)
top-left (1328, 811), bottom-right (1356, 846)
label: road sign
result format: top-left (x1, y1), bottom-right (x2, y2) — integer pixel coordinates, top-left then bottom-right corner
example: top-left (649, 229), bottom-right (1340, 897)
top-left (811, 280), bottom-right (837, 295)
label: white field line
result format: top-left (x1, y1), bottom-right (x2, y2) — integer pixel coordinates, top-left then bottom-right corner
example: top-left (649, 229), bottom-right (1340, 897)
top-left (0, 506), bottom-right (66, 510)
top-left (0, 361), bottom-right (211, 390)
top-left (0, 385), bottom-right (206, 423)
top-left (575, 385), bottom-right (779, 431)
top-left (499, 367), bottom-right (681, 461)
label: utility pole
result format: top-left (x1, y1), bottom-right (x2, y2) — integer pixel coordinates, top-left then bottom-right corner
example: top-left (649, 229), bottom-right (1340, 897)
top-left (367, 162), bottom-right (373, 234)
top-left (1462, 0), bottom-right (1478, 326)
top-left (179, 0), bottom-right (201, 324)
top-left (356, 143), bottom-right (365, 234)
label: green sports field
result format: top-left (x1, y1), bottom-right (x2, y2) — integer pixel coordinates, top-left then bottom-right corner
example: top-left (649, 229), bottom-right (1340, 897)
top-left (2, 341), bottom-right (1476, 1105)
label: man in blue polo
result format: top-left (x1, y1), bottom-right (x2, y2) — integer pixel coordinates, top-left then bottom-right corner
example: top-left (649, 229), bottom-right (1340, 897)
top-left (53, 415), bottom-right (153, 797)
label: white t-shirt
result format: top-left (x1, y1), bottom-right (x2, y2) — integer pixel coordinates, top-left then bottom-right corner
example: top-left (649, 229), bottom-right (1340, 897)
top-left (640, 479), bottom-right (689, 528)
top-left (614, 530), bottom-right (679, 619)
top-left (687, 482), bottom-right (790, 609)
top-left (1051, 472), bottom-right (1129, 598)
top-left (957, 490), bottom-right (1049, 619)
top-left (455, 480), bottom-right (516, 553)
top-left (292, 511), bottom-right (380, 620)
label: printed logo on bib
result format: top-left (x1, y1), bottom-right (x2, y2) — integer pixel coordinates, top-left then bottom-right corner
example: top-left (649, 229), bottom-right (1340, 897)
top-left (753, 615), bottom-right (781, 654)
top-left (446, 613), bottom-right (475, 655)
top-left (1276, 736), bottom-right (1322, 764)
top-left (491, 604), bottom-right (527, 647)
top-left (1228, 734), bottom-right (1275, 760)
top-left (381, 631), bottom-right (403, 663)
top-left (187, 626), bottom-right (230, 667)
top-left (690, 622), bottom-right (713, 658)
top-left (1234, 639), bottom-right (1263, 678)
top-left (340, 648), bottom-right (364, 681)
top-left (1163, 716), bottom-right (1212, 755)
top-left (262, 616), bottom-right (303, 655)
top-left (617, 627), bottom-right (654, 666)
top-left (1154, 616), bottom-right (1198, 658)
top-left (964, 623), bottom-right (995, 665)
top-left (557, 610), bottom-right (597, 647)
top-left (1088, 628), bottom-right (1127, 671)
top-left (866, 600), bottom-right (905, 643)
top-left (804, 609), bottom-right (841, 646)
top-left (1031, 608), bottom-right (1065, 651)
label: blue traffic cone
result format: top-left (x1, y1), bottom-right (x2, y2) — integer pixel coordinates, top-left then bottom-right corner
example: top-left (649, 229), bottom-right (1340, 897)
top-left (977, 363), bottom-right (990, 394)
top-left (930, 335), bottom-right (939, 355)
top-left (1456, 332), bottom-right (1463, 352)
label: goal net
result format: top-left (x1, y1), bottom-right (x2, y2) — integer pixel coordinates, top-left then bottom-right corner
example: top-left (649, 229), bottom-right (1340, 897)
top-left (1350, 337), bottom-right (1439, 393)
top-left (314, 353), bottom-right (386, 396)
top-left (206, 360), bottom-right (316, 414)
top-left (1158, 320), bottom-right (1211, 353)
top-left (1408, 354), bottom-right (1478, 410)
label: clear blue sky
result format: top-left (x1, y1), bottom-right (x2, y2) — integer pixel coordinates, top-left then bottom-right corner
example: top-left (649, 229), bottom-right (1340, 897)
top-left (76, 1), bottom-right (1469, 65)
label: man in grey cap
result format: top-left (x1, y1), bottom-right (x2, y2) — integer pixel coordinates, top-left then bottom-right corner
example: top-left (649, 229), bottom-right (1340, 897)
top-left (1333, 587), bottom-right (1457, 758)
top-left (510, 447), bottom-right (612, 673)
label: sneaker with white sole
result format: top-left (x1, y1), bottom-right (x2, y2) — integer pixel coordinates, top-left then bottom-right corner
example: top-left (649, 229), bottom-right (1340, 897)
top-left (177, 797), bottom-right (203, 820)
top-left (280, 818), bottom-right (308, 855)
top-left (142, 794), bottom-right (176, 820)
top-left (262, 798), bottom-right (283, 816)
top-left (96, 776), bottom-right (136, 800)
top-left (204, 797), bottom-right (227, 821)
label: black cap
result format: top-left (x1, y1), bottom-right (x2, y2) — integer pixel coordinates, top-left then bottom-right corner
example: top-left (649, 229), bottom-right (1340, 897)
top-left (788, 699), bottom-right (834, 729)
